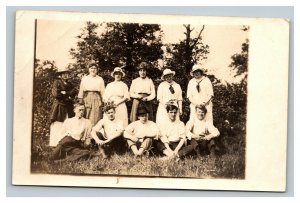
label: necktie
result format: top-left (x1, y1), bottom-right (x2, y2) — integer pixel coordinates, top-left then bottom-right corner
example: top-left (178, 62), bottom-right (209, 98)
top-left (169, 84), bottom-right (175, 94)
top-left (196, 82), bottom-right (200, 93)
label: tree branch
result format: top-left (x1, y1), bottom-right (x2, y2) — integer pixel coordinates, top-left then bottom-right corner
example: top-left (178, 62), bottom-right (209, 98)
top-left (191, 25), bottom-right (205, 48)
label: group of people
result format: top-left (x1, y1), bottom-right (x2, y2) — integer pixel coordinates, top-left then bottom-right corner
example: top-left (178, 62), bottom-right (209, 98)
top-left (48, 62), bottom-right (219, 161)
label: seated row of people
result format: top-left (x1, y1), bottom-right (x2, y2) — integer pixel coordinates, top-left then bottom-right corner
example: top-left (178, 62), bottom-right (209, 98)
top-left (50, 101), bottom-right (220, 161)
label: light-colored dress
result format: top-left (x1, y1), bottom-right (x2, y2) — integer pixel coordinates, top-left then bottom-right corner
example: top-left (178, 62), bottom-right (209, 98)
top-left (78, 75), bottom-right (105, 126)
top-left (129, 77), bottom-right (155, 122)
top-left (103, 81), bottom-right (130, 127)
top-left (187, 76), bottom-right (214, 123)
top-left (156, 81), bottom-right (182, 126)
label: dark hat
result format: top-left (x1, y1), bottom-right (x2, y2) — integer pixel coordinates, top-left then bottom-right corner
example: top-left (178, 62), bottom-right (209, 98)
top-left (137, 62), bottom-right (149, 70)
top-left (137, 106), bottom-right (149, 116)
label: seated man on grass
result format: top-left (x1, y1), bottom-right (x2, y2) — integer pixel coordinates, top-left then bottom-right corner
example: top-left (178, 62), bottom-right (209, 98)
top-left (89, 102), bottom-right (125, 159)
top-left (124, 106), bottom-right (160, 157)
top-left (186, 105), bottom-right (220, 157)
top-left (156, 101), bottom-right (187, 160)
top-left (50, 103), bottom-right (92, 161)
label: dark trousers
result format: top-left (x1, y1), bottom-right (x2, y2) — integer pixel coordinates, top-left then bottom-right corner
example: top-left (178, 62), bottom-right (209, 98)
top-left (155, 141), bottom-right (197, 158)
top-left (87, 132), bottom-right (126, 155)
top-left (188, 138), bottom-right (216, 156)
top-left (50, 136), bottom-right (91, 161)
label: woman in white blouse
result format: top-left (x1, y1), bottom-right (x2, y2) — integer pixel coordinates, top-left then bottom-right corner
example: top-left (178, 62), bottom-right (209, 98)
top-left (129, 62), bottom-right (156, 122)
top-left (187, 64), bottom-right (214, 124)
top-left (156, 69), bottom-right (183, 126)
top-left (78, 65), bottom-right (105, 126)
top-left (103, 67), bottom-right (130, 127)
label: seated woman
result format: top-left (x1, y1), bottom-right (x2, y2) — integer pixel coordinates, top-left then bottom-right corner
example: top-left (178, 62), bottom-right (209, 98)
top-left (50, 103), bottom-right (92, 161)
top-left (89, 102), bottom-right (125, 158)
top-left (124, 106), bottom-right (160, 157)
top-left (155, 101), bottom-right (186, 160)
top-left (186, 105), bottom-right (220, 157)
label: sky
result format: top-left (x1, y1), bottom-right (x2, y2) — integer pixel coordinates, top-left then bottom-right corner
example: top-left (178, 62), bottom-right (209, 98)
top-left (36, 20), bottom-right (248, 84)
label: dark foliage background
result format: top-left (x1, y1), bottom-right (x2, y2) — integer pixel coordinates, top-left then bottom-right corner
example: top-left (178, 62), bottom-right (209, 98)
top-left (31, 22), bottom-right (248, 178)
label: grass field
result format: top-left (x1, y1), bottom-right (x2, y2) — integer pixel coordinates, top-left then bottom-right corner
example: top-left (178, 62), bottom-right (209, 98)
top-left (31, 96), bottom-right (246, 179)
top-left (31, 137), bottom-right (245, 179)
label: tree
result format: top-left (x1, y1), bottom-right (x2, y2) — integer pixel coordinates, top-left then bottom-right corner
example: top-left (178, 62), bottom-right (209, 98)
top-left (69, 22), bottom-right (164, 83)
top-left (229, 26), bottom-right (249, 80)
top-left (165, 24), bottom-right (210, 88)
top-left (69, 21), bottom-right (102, 75)
top-left (98, 23), bottom-right (164, 78)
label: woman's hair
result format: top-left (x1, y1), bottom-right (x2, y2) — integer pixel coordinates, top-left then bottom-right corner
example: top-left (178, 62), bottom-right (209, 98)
top-left (73, 103), bottom-right (85, 110)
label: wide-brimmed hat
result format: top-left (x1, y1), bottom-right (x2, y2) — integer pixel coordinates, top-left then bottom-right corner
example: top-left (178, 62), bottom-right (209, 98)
top-left (161, 68), bottom-right (175, 79)
top-left (57, 67), bottom-right (69, 74)
top-left (111, 67), bottom-right (125, 77)
top-left (137, 62), bottom-right (149, 70)
top-left (190, 64), bottom-right (204, 76)
top-left (137, 106), bottom-right (149, 116)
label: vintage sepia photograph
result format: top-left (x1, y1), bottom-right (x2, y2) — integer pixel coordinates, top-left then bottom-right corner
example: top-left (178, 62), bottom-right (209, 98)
top-left (31, 19), bottom-right (248, 178)
top-left (12, 11), bottom-right (289, 191)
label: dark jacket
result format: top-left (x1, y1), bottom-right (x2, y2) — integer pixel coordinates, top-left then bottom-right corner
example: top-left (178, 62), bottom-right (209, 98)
top-left (50, 79), bottom-right (75, 122)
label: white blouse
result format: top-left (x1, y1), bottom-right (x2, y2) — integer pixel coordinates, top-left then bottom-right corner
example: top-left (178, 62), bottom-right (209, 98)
top-left (129, 77), bottom-right (155, 100)
top-left (157, 81), bottom-right (182, 105)
top-left (187, 77), bottom-right (213, 105)
top-left (78, 75), bottom-right (105, 98)
top-left (103, 81), bottom-right (130, 103)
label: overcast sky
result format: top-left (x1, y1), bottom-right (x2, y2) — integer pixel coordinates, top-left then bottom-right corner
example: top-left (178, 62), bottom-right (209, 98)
top-left (36, 20), bottom-right (248, 84)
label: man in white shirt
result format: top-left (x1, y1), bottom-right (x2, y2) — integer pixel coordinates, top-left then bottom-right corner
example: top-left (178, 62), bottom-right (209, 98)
top-left (124, 106), bottom-right (160, 157)
top-left (89, 102), bottom-right (125, 158)
top-left (50, 103), bottom-right (92, 161)
top-left (155, 101), bottom-right (187, 159)
top-left (186, 105), bottom-right (220, 156)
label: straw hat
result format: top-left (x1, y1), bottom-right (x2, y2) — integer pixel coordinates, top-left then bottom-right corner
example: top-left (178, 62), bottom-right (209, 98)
top-left (190, 64), bottom-right (204, 76)
top-left (161, 69), bottom-right (175, 79)
top-left (111, 67), bottom-right (125, 77)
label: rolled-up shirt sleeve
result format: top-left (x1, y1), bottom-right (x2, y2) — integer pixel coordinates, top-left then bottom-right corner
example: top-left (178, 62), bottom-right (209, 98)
top-left (206, 122), bottom-right (220, 139)
top-left (185, 120), bottom-right (195, 140)
top-left (92, 119), bottom-right (104, 133)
